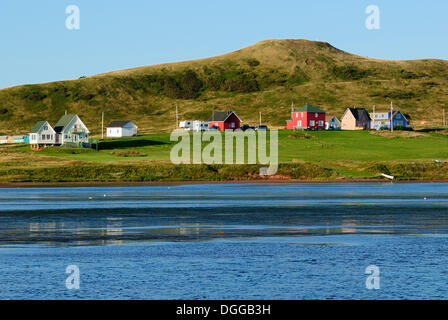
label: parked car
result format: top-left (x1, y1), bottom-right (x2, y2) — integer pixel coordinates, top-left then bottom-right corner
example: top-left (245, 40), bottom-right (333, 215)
top-left (255, 125), bottom-right (268, 131)
top-left (239, 124), bottom-right (256, 131)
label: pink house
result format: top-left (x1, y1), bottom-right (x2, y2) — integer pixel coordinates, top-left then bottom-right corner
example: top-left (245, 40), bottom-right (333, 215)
top-left (286, 104), bottom-right (326, 130)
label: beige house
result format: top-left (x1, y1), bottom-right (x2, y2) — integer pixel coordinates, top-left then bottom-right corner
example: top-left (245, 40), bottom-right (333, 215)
top-left (340, 108), bottom-right (371, 130)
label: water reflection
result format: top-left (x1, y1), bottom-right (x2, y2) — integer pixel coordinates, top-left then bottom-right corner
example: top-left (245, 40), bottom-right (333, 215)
top-left (0, 183), bottom-right (447, 247)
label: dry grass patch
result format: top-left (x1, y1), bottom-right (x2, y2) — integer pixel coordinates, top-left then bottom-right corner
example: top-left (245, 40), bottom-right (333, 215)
top-left (369, 131), bottom-right (429, 138)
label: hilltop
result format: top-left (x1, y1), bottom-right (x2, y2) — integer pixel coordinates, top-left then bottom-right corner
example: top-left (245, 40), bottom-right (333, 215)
top-left (1, 39), bottom-right (448, 135)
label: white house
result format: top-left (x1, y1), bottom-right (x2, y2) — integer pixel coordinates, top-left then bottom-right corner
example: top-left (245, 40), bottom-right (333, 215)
top-left (106, 121), bottom-right (138, 138)
top-left (370, 111), bottom-right (411, 130)
top-left (29, 121), bottom-right (56, 147)
top-left (325, 116), bottom-right (341, 130)
top-left (53, 114), bottom-right (90, 145)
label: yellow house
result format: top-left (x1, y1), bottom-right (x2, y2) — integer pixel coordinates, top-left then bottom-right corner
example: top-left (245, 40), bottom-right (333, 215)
top-left (341, 108), bottom-right (371, 130)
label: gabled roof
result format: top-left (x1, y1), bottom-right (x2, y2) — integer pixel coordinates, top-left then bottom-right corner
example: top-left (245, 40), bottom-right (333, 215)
top-left (392, 110), bottom-right (407, 119)
top-left (106, 121), bottom-right (137, 128)
top-left (208, 111), bottom-right (241, 122)
top-left (54, 114), bottom-right (76, 133)
top-left (293, 104), bottom-right (325, 114)
top-left (30, 121), bottom-right (46, 133)
top-left (325, 115), bottom-right (339, 122)
top-left (347, 108), bottom-right (371, 121)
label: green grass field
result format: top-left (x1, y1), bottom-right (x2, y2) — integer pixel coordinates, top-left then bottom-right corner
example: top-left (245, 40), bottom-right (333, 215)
top-left (29, 130), bottom-right (448, 162)
top-left (1, 130), bottom-right (447, 182)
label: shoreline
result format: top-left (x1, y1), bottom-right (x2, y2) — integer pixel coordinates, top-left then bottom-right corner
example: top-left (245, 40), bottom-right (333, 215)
top-left (1, 178), bottom-right (448, 188)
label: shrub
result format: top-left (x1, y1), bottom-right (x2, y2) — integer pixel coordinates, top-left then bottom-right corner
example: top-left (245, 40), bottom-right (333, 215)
top-left (245, 58), bottom-right (260, 67)
top-left (180, 70), bottom-right (203, 99)
top-left (223, 77), bottom-right (259, 93)
top-left (163, 77), bottom-right (183, 99)
top-left (332, 65), bottom-right (369, 80)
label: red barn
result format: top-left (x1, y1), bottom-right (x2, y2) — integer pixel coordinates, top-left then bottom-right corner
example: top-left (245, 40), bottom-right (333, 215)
top-left (208, 111), bottom-right (241, 131)
top-left (286, 104), bottom-right (326, 130)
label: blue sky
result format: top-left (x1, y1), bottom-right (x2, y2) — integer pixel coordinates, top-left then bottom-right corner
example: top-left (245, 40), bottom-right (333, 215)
top-left (0, 0), bottom-right (447, 89)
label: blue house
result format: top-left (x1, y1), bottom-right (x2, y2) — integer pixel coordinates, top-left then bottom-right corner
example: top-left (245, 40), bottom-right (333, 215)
top-left (370, 111), bottom-right (410, 130)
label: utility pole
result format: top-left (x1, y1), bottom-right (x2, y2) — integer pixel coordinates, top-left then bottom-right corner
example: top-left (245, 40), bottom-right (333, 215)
top-left (175, 104), bottom-right (179, 129)
top-left (101, 112), bottom-right (104, 140)
top-left (390, 102), bottom-right (394, 133)
top-left (259, 111), bottom-right (262, 126)
top-left (443, 108), bottom-right (446, 127)
top-left (372, 105), bottom-right (376, 129)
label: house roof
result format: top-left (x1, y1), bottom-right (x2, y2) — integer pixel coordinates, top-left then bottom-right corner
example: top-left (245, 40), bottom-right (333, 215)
top-left (54, 114), bottom-right (76, 133)
top-left (348, 108), bottom-right (371, 121)
top-left (325, 115), bottom-right (339, 122)
top-left (208, 111), bottom-right (240, 122)
top-left (30, 121), bottom-right (46, 133)
top-left (392, 110), bottom-right (407, 118)
top-left (294, 104), bottom-right (325, 114)
top-left (106, 121), bottom-right (136, 128)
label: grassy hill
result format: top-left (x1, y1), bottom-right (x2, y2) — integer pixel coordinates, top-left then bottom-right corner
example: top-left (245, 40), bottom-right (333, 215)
top-left (1, 39), bottom-right (448, 135)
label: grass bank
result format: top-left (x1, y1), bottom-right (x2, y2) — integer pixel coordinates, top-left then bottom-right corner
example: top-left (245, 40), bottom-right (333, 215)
top-left (0, 130), bottom-right (447, 183)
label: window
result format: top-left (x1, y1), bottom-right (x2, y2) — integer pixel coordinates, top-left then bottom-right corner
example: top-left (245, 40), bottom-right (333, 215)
top-left (42, 135), bottom-right (46, 140)
top-left (297, 120), bottom-right (302, 127)
top-left (315, 113), bottom-right (318, 118)
top-left (230, 122), bottom-right (235, 128)
top-left (44, 125), bottom-right (48, 130)
top-left (318, 121), bottom-right (324, 126)
top-left (47, 135), bottom-right (51, 140)
top-left (301, 112), bottom-right (304, 117)
top-left (310, 120), bottom-right (315, 126)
